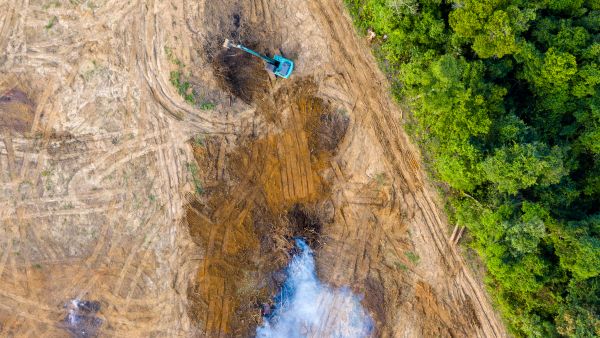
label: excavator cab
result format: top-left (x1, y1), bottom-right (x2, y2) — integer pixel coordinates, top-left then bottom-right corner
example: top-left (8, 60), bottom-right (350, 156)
top-left (272, 55), bottom-right (294, 79)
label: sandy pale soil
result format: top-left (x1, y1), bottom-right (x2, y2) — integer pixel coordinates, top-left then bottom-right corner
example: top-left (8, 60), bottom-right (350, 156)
top-left (0, 0), bottom-right (506, 337)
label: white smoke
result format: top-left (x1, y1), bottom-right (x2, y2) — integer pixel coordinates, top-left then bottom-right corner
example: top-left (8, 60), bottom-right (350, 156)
top-left (256, 239), bottom-right (373, 338)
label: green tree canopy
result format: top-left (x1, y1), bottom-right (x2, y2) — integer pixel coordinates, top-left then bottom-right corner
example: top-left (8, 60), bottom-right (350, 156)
top-left (345, 0), bottom-right (600, 335)
top-left (483, 143), bottom-right (568, 195)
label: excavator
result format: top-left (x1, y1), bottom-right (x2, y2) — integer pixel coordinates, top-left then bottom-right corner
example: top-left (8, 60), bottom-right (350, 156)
top-left (223, 39), bottom-right (294, 79)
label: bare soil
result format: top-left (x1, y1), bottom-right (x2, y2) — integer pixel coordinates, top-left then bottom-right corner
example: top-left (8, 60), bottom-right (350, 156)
top-left (0, 0), bottom-right (506, 337)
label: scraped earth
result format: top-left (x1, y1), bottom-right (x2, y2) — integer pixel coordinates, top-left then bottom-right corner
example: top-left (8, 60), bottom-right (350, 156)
top-left (0, 0), bottom-right (506, 337)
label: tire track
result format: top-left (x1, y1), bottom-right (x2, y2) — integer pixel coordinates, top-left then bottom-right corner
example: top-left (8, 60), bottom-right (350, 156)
top-left (0, 1), bottom-right (201, 336)
top-left (0, 0), bottom-right (506, 335)
top-left (305, 0), bottom-right (506, 336)
top-left (138, 0), bottom-right (235, 133)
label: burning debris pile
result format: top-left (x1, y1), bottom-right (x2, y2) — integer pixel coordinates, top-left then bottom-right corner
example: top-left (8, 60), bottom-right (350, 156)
top-left (62, 299), bottom-right (102, 338)
top-left (257, 239), bottom-right (373, 338)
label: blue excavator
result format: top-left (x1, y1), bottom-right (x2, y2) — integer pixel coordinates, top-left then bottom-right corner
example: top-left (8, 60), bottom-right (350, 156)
top-left (223, 39), bottom-right (294, 79)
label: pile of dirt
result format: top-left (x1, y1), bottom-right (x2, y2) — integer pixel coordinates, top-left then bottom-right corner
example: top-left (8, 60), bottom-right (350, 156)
top-left (213, 47), bottom-right (271, 104)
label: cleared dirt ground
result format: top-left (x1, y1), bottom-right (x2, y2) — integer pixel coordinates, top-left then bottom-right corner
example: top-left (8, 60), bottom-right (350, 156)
top-left (0, 0), bottom-right (506, 337)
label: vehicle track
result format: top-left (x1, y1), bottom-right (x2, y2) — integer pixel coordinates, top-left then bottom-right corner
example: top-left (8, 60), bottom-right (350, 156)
top-left (305, 0), bottom-right (506, 336)
top-left (0, 0), bottom-right (506, 336)
top-left (0, 0), bottom-right (212, 335)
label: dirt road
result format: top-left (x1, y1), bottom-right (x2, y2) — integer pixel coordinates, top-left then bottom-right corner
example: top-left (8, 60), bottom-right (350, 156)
top-left (0, 0), bottom-right (506, 337)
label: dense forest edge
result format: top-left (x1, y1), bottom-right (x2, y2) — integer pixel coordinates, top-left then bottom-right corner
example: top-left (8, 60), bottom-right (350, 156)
top-left (343, 0), bottom-right (600, 336)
